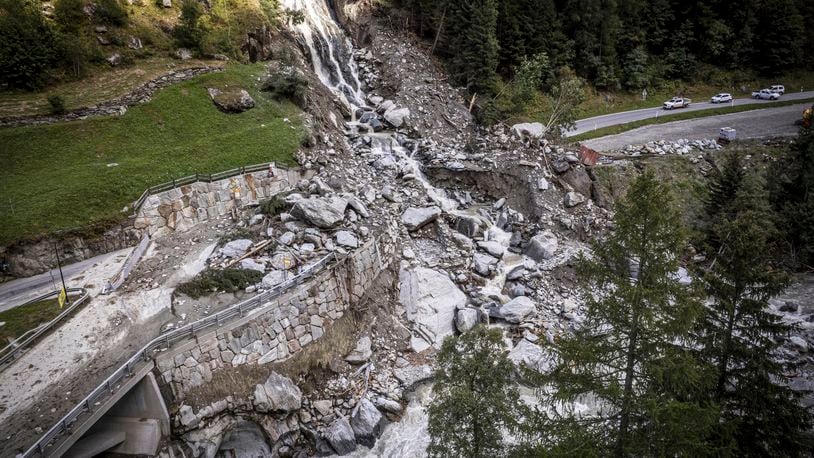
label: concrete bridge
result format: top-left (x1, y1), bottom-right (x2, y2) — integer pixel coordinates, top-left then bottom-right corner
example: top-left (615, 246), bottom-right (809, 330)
top-left (22, 230), bottom-right (396, 457)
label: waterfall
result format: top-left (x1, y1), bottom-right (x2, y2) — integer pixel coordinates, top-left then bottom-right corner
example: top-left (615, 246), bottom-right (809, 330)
top-left (282, 0), bottom-right (365, 107)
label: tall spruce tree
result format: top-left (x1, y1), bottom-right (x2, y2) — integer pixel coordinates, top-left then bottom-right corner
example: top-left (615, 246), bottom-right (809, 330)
top-left (427, 325), bottom-right (527, 458)
top-left (770, 127), bottom-right (814, 267)
top-left (446, 0), bottom-right (499, 95)
top-left (698, 163), bottom-right (812, 455)
top-left (538, 171), bottom-right (716, 456)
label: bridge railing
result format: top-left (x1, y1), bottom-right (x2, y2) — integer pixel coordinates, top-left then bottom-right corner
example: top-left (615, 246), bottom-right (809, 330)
top-left (0, 288), bottom-right (90, 369)
top-left (22, 251), bottom-right (338, 457)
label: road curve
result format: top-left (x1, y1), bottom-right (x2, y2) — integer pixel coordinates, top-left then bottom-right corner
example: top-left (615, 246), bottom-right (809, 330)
top-left (566, 90), bottom-right (814, 137)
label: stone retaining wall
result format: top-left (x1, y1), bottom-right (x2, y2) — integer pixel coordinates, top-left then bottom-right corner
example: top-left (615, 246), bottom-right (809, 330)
top-left (0, 67), bottom-right (222, 128)
top-left (135, 166), bottom-right (313, 237)
top-left (154, 229), bottom-right (396, 399)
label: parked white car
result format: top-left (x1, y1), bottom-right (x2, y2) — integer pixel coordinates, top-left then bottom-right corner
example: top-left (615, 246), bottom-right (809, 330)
top-left (770, 84), bottom-right (785, 94)
top-left (752, 89), bottom-right (781, 100)
top-left (663, 97), bottom-right (691, 109)
top-left (710, 93), bottom-right (733, 103)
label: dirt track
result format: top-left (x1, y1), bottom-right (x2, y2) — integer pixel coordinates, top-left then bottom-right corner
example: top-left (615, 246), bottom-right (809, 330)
top-left (583, 103), bottom-right (807, 152)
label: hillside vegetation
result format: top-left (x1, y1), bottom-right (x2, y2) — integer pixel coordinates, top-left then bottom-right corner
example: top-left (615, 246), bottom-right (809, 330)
top-left (0, 63), bottom-right (303, 245)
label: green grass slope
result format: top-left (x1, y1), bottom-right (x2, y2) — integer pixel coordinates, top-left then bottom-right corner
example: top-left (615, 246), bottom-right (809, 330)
top-left (0, 62), bottom-right (302, 245)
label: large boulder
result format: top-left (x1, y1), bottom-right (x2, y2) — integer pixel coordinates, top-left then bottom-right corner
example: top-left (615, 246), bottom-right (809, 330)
top-left (336, 230), bottom-right (359, 249)
top-left (383, 107), bottom-right (410, 127)
top-left (399, 267), bottom-right (467, 351)
top-left (473, 253), bottom-right (498, 277)
top-left (208, 87), bottom-right (255, 113)
top-left (261, 270), bottom-right (286, 288)
top-left (564, 192), bottom-right (587, 208)
top-left (401, 206), bottom-right (442, 231)
top-left (477, 240), bottom-right (506, 258)
top-left (497, 296), bottom-right (536, 323)
top-left (455, 215), bottom-right (483, 238)
top-left (291, 196), bottom-right (348, 229)
top-left (508, 339), bottom-right (550, 373)
top-left (561, 167), bottom-right (593, 198)
top-left (253, 372), bottom-right (301, 413)
top-left (324, 417), bottom-right (356, 455)
top-left (525, 231), bottom-right (558, 261)
top-left (350, 398), bottom-right (383, 447)
top-left (511, 122), bottom-right (545, 139)
top-left (222, 239), bottom-right (253, 258)
top-left (455, 308), bottom-right (480, 333)
top-left (345, 336), bottom-right (372, 364)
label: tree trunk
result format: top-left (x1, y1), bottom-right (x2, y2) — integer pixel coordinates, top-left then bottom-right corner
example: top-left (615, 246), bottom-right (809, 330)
top-left (430, 6), bottom-right (447, 55)
top-left (715, 294), bottom-right (739, 400)
top-left (615, 324), bottom-right (639, 457)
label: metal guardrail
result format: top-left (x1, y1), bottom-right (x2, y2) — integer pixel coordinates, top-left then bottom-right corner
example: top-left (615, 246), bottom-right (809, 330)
top-left (0, 288), bottom-right (90, 368)
top-left (22, 251), bottom-right (338, 457)
top-left (130, 161), bottom-right (291, 217)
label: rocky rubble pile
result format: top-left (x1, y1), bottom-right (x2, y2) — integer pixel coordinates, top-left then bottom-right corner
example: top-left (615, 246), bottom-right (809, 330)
top-left (618, 138), bottom-right (723, 156)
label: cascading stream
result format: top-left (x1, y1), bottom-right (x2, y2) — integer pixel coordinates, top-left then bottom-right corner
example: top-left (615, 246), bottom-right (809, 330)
top-left (284, 2), bottom-right (532, 455)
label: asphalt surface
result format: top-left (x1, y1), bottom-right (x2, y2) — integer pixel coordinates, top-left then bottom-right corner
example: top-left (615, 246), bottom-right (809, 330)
top-left (0, 250), bottom-right (129, 312)
top-left (582, 103), bottom-right (807, 152)
top-left (566, 90), bottom-right (814, 137)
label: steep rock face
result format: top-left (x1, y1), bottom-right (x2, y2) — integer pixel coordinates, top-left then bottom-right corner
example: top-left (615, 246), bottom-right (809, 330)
top-left (399, 266), bottom-right (467, 352)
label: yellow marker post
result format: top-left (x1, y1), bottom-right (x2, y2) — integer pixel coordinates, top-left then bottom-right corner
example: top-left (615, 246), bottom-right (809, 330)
top-left (58, 287), bottom-right (67, 308)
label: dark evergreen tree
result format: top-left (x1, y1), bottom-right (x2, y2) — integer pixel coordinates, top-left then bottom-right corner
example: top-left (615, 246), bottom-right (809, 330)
top-left (538, 171), bottom-right (717, 456)
top-left (0, 0), bottom-right (60, 89)
top-left (427, 325), bottom-right (527, 458)
top-left (770, 126), bottom-right (814, 266)
top-left (446, 0), bottom-right (499, 95)
top-left (699, 167), bottom-right (812, 455)
top-left (752, 0), bottom-right (805, 75)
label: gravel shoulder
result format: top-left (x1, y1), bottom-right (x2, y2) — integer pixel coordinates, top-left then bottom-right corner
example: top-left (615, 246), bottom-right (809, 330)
top-left (583, 103), bottom-right (807, 152)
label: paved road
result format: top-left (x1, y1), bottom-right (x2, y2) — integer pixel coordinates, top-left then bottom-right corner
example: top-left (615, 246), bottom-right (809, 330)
top-left (566, 90), bottom-right (814, 137)
top-left (582, 103), bottom-right (807, 152)
top-left (0, 249), bottom-right (131, 312)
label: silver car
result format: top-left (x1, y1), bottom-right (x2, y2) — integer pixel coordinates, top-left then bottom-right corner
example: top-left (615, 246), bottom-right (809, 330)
top-left (711, 93), bottom-right (733, 103)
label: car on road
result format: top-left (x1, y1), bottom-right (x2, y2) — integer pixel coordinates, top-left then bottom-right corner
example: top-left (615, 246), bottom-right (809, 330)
top-left (752, 89), bottom-right (781, 100)
top-left (710, 93), bottom-right (733, 103)
top-left (770, 84), bottom-right (785, 94)
top-left (663, 97), bottom-right (691, 109)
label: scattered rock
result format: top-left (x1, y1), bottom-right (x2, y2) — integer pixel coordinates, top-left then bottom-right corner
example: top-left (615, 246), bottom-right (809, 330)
top-left (261, 270), bottom-right (286, 288)
top-left (401, 206), bottom-right (442, 231)
top-left (324, 417), bottom-right (356, 455)
top-left (525, 231), bottom-right (558, 261)
top-left (497, 296), bottom-right (536, 323)
top-left (455, 308), bottom-right (480, 333)
top-left (345, 336), bottom-right (372, 364)
top-left (291, 196), bottom-right (348, 229)
top-left (350, 398), bottom-right (383, 447)
top-left (511, 122), bottom-right (545, 139)
top-left (253, 372), bottom-right (302, 413)
top-left (336, 230), bottom-right (359, 249)
top-left (563, 191), bottom-right (587, 208)
top-left (222, 239), bottom-right (253, 258)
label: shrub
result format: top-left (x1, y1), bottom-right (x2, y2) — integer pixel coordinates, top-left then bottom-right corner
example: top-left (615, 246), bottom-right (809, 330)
top-left (261, 68), bottom-right (308, 107)
top-left (0, 0), bottom-right (60, 89)
top-left (54, 0), bottom-right (87, 35)
top-left (259, 194), bottom-right (288, 217)
top-left (175, 268), bottom-right (264, 299)
top-left (95, 0), bottom-right (129, 26)
top-left (48, 95), bottom-right (66, 114)
top-left (175, 0), bottom-right (206, 53)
